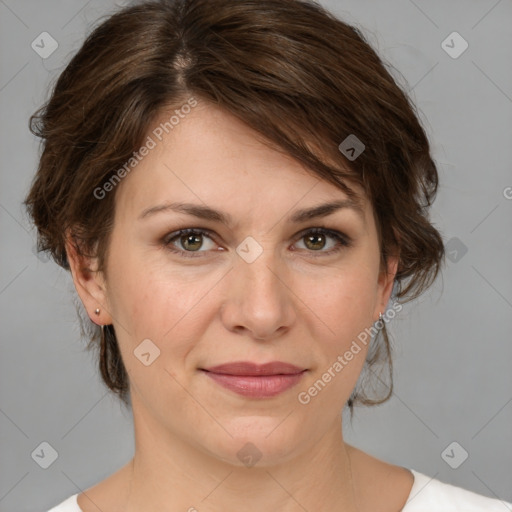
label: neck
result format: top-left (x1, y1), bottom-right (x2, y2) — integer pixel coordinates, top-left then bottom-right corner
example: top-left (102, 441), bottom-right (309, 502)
top-left (122, 400), bottom-right (360, 512)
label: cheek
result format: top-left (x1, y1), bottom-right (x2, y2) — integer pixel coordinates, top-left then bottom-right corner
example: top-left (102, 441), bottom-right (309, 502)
top-left (294, 265), bottom-right (379, 399)
top-left (109, 265), bottom-right (193, 339)
top-left (106, 245), bottom-right (223, 364)
top-left (105, 267), bottom-right (194, 398)
top-left (299, 264), bottom-right (378, 344)
top-left (294, 271), bottom-right (377, 408)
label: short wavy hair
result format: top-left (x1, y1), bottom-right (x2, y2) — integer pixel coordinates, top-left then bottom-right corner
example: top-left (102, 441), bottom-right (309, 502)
top-left (24, 0), bottom-right (445, 415)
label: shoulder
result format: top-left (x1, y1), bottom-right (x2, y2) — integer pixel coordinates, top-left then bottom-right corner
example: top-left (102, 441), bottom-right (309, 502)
top-left (402, 469), bottom-right (512, 511)
top-left (47, 493), bottom-right (81, 512)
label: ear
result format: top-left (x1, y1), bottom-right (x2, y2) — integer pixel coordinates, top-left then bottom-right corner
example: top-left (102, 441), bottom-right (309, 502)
top-left (374, 250), bottom-right (400, 322)
top-left (64, 230), bottom-right (112, 326)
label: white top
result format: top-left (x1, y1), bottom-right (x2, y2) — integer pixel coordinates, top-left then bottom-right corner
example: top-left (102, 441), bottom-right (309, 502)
top-left (47, 468), bottom-right (512, 511)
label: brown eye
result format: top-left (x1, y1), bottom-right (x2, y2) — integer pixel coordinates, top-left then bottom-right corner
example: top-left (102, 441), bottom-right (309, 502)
top-left (180, 233), bottom-right (203, 251)
top-left (304, 232), bottom-right (327, 251)
top-left (163, 228), bottom-right (217, 257)
top-left (294, 228), bottom-right (352, 256)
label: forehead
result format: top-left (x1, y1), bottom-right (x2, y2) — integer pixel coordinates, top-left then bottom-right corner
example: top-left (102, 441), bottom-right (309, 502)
top-left (113, 100), bottom-right (371, 227)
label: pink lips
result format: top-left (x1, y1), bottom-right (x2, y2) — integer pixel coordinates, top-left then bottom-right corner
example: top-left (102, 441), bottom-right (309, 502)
top-left (201, 361), bottom-right (307, 398)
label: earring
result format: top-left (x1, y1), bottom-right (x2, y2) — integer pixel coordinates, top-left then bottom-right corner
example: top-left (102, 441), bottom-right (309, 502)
top-left (94, 308), bottom-right (100, 315)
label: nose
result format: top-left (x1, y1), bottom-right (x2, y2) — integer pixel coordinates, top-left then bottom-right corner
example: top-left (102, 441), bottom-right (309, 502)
top-left (220, 246), bottom-right (296, 341)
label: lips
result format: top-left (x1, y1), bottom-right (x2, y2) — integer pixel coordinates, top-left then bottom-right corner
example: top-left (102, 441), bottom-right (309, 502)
top-left (202, 361), bottom-right (305, 376)
top-left (200, 361), bottom-right (307, 398)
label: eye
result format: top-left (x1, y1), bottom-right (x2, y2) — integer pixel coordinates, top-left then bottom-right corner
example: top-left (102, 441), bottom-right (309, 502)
top-left (163, 228), bottom-right (218, 258)
top-left (162, 227), bottom-right (352, 259)
top-left (293, 227), bottom-right (352, 256)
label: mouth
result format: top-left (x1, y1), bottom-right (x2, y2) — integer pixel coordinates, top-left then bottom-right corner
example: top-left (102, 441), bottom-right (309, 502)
top-left (200, 361), bottom-right (308, 398)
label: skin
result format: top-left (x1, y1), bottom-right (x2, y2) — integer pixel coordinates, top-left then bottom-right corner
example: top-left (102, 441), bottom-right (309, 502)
top-left (66, 99), bottom-right (413, 512)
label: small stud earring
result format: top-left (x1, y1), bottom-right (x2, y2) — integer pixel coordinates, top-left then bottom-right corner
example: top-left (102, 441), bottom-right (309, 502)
top-left (94, 308), bottom-right (100, 315)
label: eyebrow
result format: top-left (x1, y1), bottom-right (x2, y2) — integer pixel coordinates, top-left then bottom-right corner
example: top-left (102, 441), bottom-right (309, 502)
top-left (138, 198), bottom-right (365, 225)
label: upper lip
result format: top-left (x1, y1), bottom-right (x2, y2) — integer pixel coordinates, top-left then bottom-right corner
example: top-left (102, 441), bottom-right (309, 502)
top-left (202, 361), bottom-right (306, 376)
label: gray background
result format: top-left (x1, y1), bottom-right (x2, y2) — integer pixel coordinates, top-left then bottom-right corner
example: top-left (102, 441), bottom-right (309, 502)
top-left (1, 0), bottom-right (511, 510)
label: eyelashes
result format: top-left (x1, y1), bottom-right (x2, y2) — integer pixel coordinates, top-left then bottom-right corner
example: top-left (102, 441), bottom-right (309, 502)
top-left (162, 227), bottom-right (353, 259)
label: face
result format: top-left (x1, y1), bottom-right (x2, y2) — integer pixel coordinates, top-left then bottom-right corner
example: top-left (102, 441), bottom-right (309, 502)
top-left (68, 99), bottom-right (398, 467)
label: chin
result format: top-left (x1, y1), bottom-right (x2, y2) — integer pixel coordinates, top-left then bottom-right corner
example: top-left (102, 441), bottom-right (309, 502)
top-left (203, 415), bottom-right (305, 468)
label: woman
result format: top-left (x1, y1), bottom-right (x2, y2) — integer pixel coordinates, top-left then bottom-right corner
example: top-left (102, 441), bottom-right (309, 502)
top-left (24, 0), bottom-right (511, 510)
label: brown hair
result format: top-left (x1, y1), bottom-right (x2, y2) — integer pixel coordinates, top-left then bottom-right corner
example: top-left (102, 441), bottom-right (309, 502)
top-left (24, 0), bottom-right (445, 414)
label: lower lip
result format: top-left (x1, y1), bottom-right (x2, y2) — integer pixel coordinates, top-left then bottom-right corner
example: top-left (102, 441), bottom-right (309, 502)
top-left (202, 370), bottom-right (306, 398)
